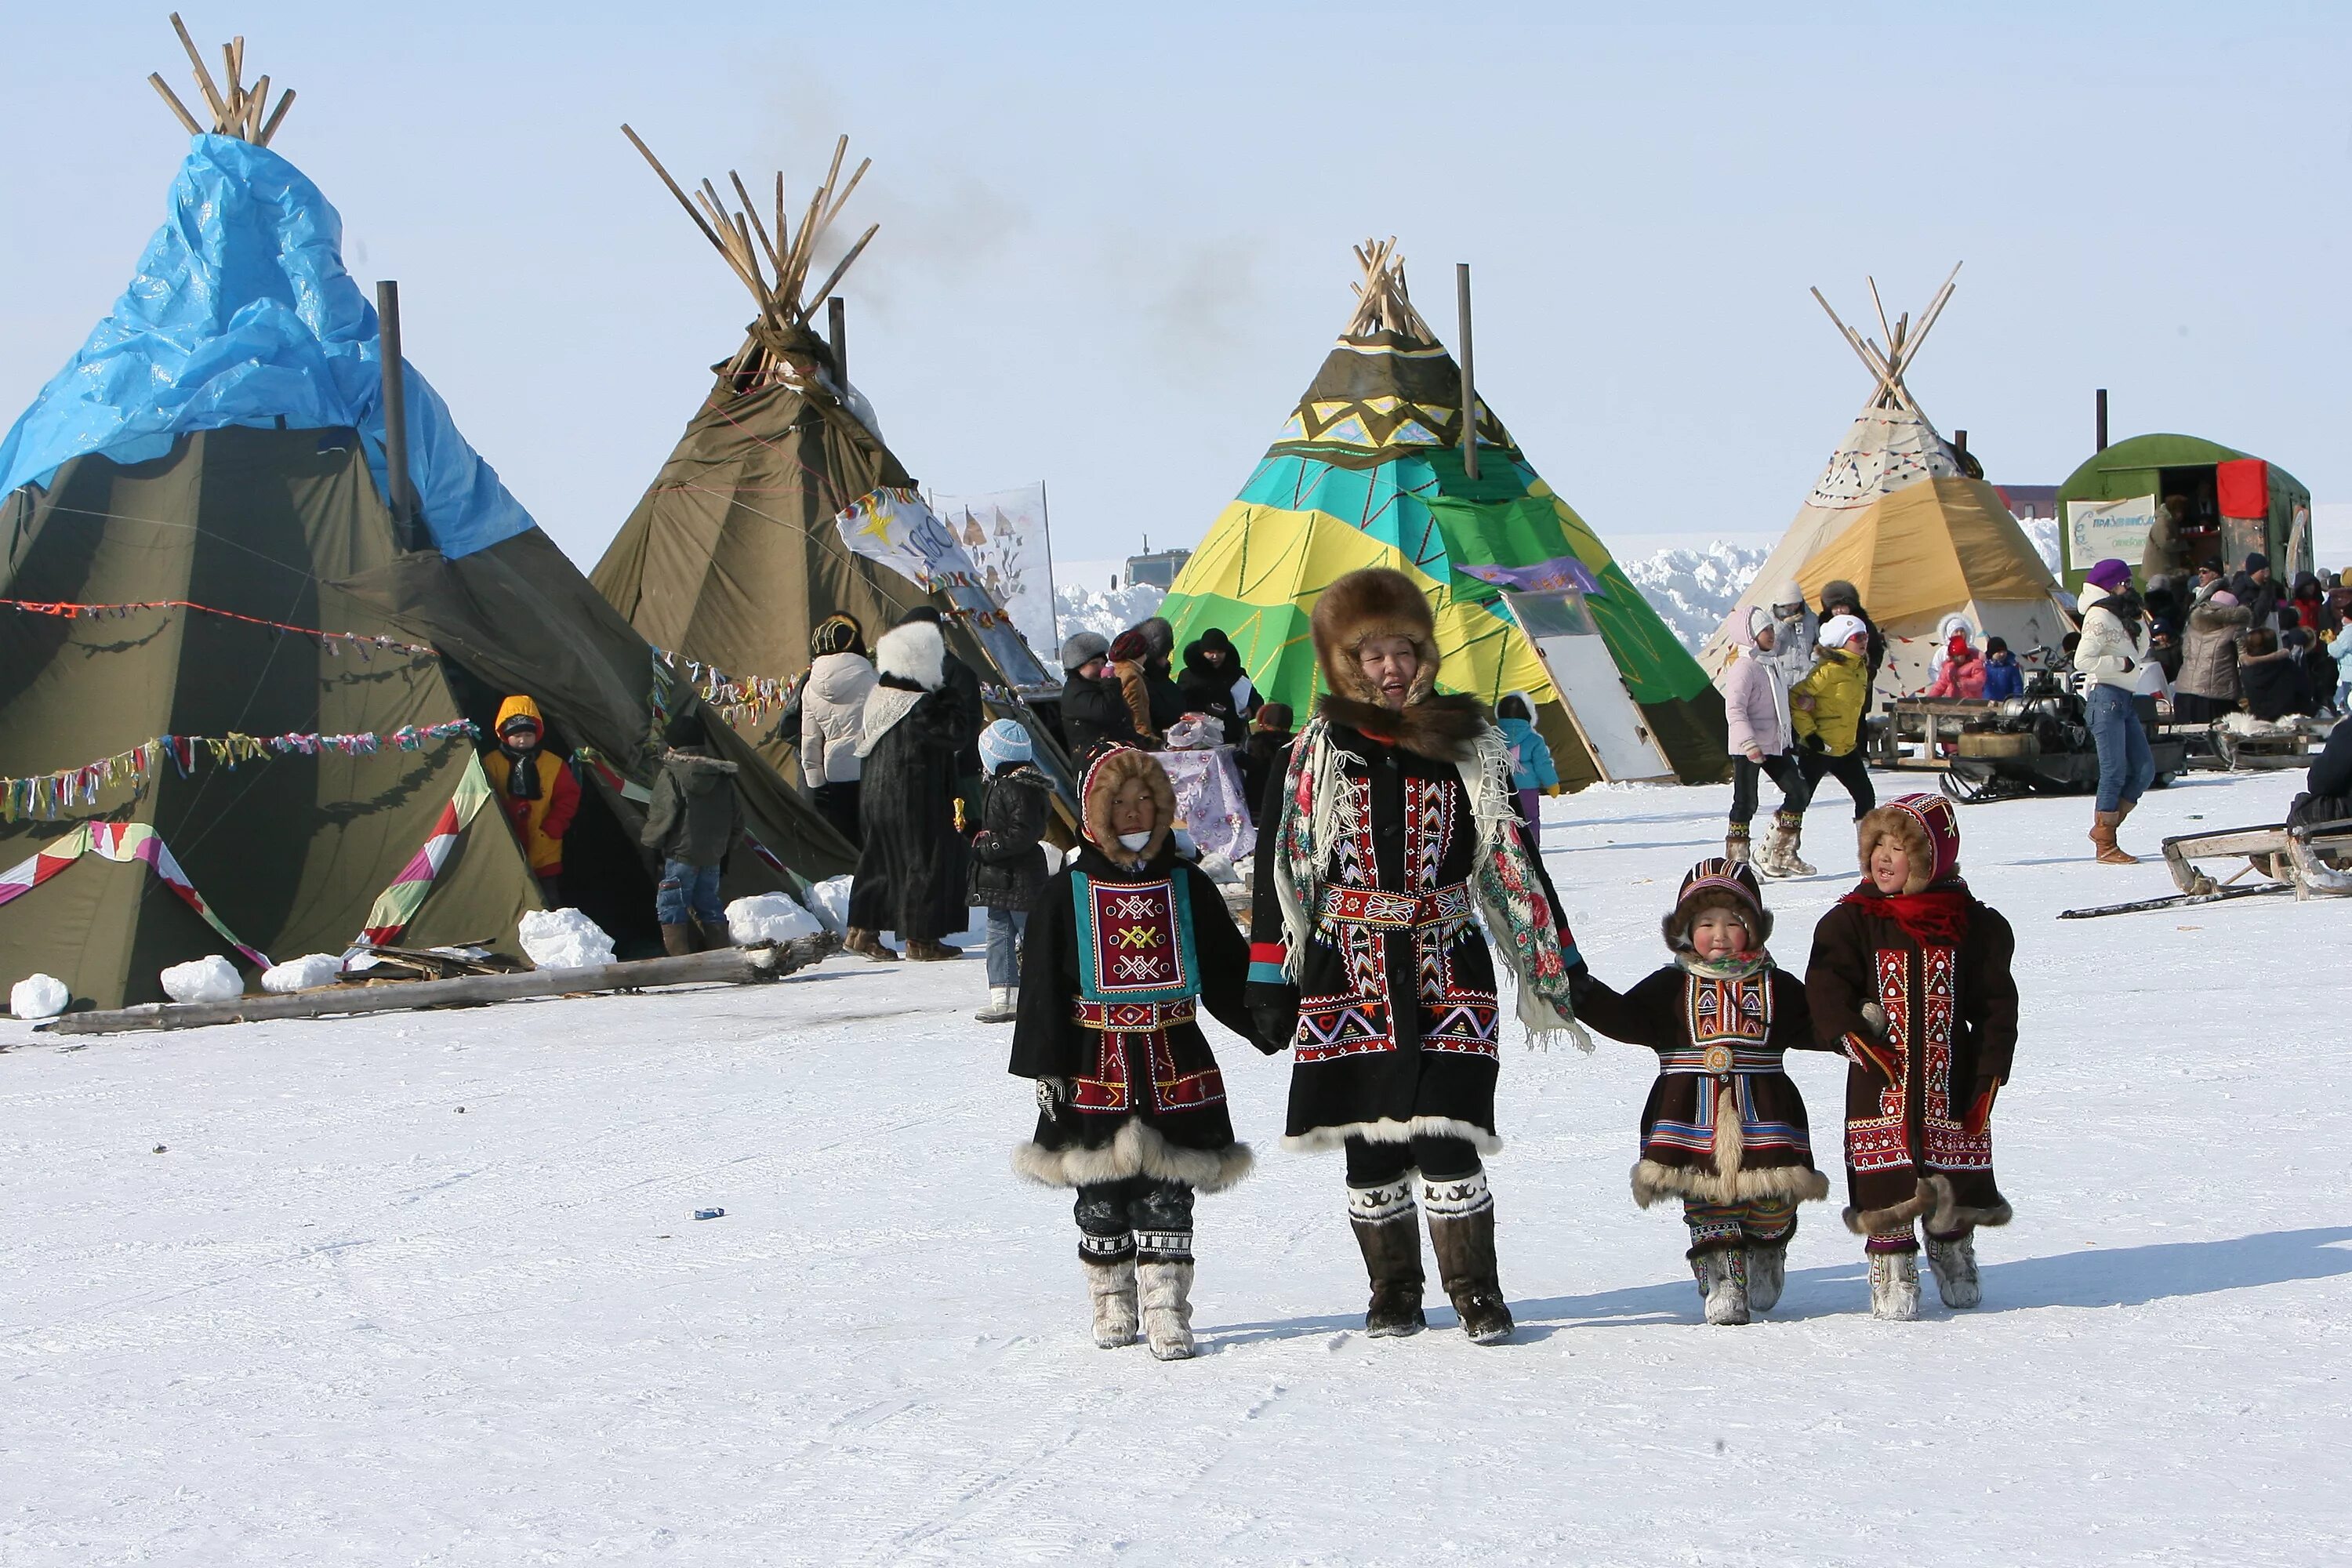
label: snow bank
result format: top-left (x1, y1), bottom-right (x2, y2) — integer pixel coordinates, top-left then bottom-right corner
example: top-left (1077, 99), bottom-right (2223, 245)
top-left (1621, 539), bottom-right (1773, 651)
top-left (724, 894), bottom-right (818, 946)
top-left (260, 953), bottom-right (343, 994)
top-left (9, 973), bottom-right (68, 1019)
top-left (1053, 580), bottom-right (1167, 644)
top-left (159, 955), bottom-right (241, 1004)
top-left (517, 909), bottom-right (615, 970)
top-left (804, 875), bottom-right (852, 933)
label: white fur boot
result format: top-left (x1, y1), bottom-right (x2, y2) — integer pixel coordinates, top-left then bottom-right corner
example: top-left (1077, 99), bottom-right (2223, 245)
top-left (1083, 1258), bottom-right (1139, 1348)
top-left (974, 985), bottom-right (1018, 1024)
top-left (1926, 1232), bottom-right (1981, 1309)
top-left (1868, 1250), bottom-right (1922, 1320)
top-left (1691, 1249), bottom-right (1751, 1326)
top-left (1136, 1259), bottom-right (1196, 1360)
top-left (1777, 816), bottom-right (1817, 876)
top-left (1745, 1243), bottom-right (1788, 1313)
top-left (1754, 825), bottom-right (1793, 879)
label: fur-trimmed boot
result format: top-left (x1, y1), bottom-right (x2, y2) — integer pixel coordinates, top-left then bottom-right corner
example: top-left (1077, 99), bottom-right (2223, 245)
top-left (1767, 811), bottom-right (1817, 877)
top-left (1925, 1231), bottom-right (1981, 1309)
top-left (1867, 1249), bottom-right (1922, 1320)
top-left (1347, 1178), bottom-right (1427, 1338)
top-left (1136, 1259), bottom-right (1196, 1360)
top-left (975, 985), bottom-right (1018, 1024)
top-left (2090, 809), bottom-right (2137, 865)
top-left (1745, 1241), bottom-right (1788, 1314)
top-left (1725, 822), bottom-right (1752, 865)
top-left (844, 927), bottom-right (900, 962)
top-left (1083, 1258), bottom-right (1140, 1348)
top-left (1691, 1248), bottom-right (1751, 1325)
top-left (659, 922), bottom-right (694, 958)
top-left (1424, 1173), bottom-right (1512, 1345)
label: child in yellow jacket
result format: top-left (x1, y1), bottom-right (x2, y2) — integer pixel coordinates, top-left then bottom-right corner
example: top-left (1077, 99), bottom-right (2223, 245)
top-left (1792, 616), bottom-right (1875, 821)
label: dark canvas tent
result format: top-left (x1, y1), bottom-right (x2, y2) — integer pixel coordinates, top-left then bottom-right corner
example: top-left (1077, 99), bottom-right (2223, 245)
top-left (590, 130), bottom-right (1054, 777)
top-left (0, 31), bottom-right (851, 1011)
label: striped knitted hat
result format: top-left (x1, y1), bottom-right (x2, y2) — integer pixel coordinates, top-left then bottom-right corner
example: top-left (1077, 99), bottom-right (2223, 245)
top-left (1662, 857), bottom-right (1772, 950)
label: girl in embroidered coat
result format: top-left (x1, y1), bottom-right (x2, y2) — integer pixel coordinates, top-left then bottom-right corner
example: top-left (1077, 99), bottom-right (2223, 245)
top-left (1572, 859), bottom-right (1833, 1326)
top-left (1806, 793), bottom-right (2018, 1321)
top-left (1011, 746), bottom-right (1271, 1360)
top-left (1249, 568), bottom-right (1587, 1347)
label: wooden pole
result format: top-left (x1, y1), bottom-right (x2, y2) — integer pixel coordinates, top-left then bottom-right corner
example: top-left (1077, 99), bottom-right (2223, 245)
top-left (40, 935), bottom-right (838, 1038)
top-left (375, 281), bottom-right (418, 546)
top-left (1456, 262), bottom-right (1479, 481)
top-left (2096, 388), bottom-right (2109, 452)
top-left (1954, 428), bottom-right (1969, 461)
top-left (829, 296), bottom-right (848, 385)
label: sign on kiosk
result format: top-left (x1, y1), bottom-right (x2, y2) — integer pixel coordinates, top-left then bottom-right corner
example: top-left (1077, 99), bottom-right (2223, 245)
top-left (2067, 493), bottom-right (2158, 566)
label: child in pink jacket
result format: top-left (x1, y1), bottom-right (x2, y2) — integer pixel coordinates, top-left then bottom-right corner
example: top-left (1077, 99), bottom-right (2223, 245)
top-left (1925, 635), bottom-right (1987, 699)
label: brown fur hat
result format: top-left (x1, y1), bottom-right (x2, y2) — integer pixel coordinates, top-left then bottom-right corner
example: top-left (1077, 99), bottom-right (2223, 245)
top-left (1856, 794), bottom-right (1959, 894)
top-left (1661, 858), bottom-right (1772, 951)
top-left (1080, 746), bottom-right (1176, 864)
top-left (1312, 567), bottom-right (1441, 706)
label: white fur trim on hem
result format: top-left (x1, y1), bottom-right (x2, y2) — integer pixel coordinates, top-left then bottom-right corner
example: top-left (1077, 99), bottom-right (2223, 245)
top-left (1011, 1120), bottom-right (1255, 1194)
top-left (1630, 1158), bottom-right (1831, 1209)
top-left (1280, 1115), bottom-right (1503, 1156)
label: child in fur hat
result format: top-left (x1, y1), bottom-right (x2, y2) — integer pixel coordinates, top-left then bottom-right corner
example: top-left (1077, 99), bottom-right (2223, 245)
top-left (1009, 746), bottom-right (1276, 1360)
top-left (1572, 859), bottom-right (1834, 1325)
top-left (1804, 794), bottom-right (2018, 1320)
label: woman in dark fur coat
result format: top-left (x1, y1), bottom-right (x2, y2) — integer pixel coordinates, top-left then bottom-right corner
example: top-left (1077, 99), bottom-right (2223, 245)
top-left (1573, 858), bottom-right (1835, 1326)
top-left (844, 619), bottom-right (967, 962)
top-left (1011, 746), bottom-right (1273, 1360)
top-left (1806, 794), bottom-right (2018, 1320)
top-left (1250, 567), bottom-right (1588, 1347)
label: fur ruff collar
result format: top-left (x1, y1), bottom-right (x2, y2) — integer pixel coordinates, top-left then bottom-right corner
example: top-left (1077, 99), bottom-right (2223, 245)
top-left (1315, 690), bottom-right (1490, 762)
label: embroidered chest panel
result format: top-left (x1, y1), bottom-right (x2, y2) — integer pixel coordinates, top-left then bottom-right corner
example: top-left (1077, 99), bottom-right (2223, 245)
top-left (1684, 974), bottom-right (1773, 1047)
top-left (1070, 874), bottom-right (1199, 1005)
top-left (1846, 942), bottom-right (1990, 1175)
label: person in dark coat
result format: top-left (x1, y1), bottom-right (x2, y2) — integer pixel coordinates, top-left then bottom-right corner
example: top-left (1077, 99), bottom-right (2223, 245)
top-left (2238, 627), bottom-right (2308, 720)
top-left (969, 719), bottom-right (1058, 1024)
top-left (1177, 627), bottom-right (1248, 746)
top-left (1819, 579), bottom-right (1886, 693)
top-left (1806, 795), bottom-right (2017, 1321)
top-left (1135, 616), bottom-right (1187, 733)
top-left (1572, 858), bottom-right (1836, 1325)
top-left (641, 710), bottom-right (746, 956)
top-left (898, 605), bottom-right (986, 815)
top-left (2294, 716), bottom-right (2352, 829)
top-left (1011, 746), bottom-right (1272, 1360)
top-left (845, 619), bottom-right (967, 962)
top-left (1250, 568), bottom-right (1588, 1346)
top-left (2230, 552), bottom-right (2282, 628)
top-left (1058, 632), bottom-right (1152, 759)
top-left (1240, 702), bottom-right (1295, 822)
top-left (1977, 636), bottom-right (2025, 701)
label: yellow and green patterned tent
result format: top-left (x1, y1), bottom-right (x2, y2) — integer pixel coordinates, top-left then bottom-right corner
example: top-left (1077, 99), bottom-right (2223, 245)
top-left (1162, 243), bottom-right (1726, 787)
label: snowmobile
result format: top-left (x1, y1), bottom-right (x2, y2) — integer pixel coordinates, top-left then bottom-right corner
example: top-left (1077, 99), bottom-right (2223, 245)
top-left (1923, 651), bottom-right (2190, 805)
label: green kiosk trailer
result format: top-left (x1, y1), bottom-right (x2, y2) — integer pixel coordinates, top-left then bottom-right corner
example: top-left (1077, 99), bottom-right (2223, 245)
top-left (2056, 433), bottom-right (2310, 593)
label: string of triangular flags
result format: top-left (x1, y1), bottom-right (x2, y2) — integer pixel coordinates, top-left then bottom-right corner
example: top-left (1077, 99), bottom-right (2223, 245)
top-left (2, 597), bottom-right (439, 660)
top-left (652, 646), bottom-right (799, 724)
top-left (2, 720), bottom-right (480, 822)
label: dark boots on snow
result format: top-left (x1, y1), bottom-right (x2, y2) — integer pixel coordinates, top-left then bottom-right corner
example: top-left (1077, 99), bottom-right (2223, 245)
top-left (659, 923), bottom-right (694, 958)
top-left (1424, 1173), bottom-right (1513, 1345)
top-left (1346, 1177), bottom-right (1427, 1337)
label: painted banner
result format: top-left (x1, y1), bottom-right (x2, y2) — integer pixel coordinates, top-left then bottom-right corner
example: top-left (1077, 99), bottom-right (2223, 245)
top-left (0, 820), bottom-right (268, 967)
top-left (1457, 555), bottom-right (1605, 598)
top-left (2066, 494), bottom-right (2158, 567)
top-left (358, 753), bottom-right (495, 945)
top-left (930, 483), bottom-right (1057, 667)
top-left (833, 486), bottom-right (1055, 689)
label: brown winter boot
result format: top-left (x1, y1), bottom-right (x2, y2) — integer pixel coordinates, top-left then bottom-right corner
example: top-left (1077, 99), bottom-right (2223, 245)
top-left (2090, 810), bottom-right (2137, 865)
top-left (1346, 1178), bottom-right (1427, 1337)
top-left (659, 923), bottom-right (694, 957)
top-left (1424, 1173), bottom-right (1513, 1345)
top-left (905, 938), bottom-right (962, 963)
top-left (844, 927), bottom-right (900, 962)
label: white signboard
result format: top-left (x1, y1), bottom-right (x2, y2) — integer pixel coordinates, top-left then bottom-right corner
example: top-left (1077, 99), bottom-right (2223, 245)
top-left (2067, 493), bottom-right (2158, 568)
top-left (930, 483), bottom-right (1056, 666)
top-left (833, 485), bottom-right (1053, 688)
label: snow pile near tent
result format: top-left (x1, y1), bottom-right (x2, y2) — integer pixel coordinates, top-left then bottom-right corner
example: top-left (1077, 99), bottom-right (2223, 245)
top-left (9, 974), bottom-right (68, 1019)
top-left (517, 909), bottom-right (615, 971)
top-left (804, 875), bottom-right (852, 934)
top-left (261, 954), bottom-right (345, 994)
top-left (1623, 540), bottom-right (1773, 651)
top-left (2023, 515), bottom-right (2061, 573)
top-left (159, 956), bottom-right (242, 1004)
top-left (1054, 580), bottom-right (1167, 644)
top-left (724, 894), bottom-right (818, 946)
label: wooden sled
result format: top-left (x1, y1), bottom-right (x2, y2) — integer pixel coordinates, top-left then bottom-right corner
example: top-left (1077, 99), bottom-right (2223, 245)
top-left (2161, 817), bottom-right (2352, 899)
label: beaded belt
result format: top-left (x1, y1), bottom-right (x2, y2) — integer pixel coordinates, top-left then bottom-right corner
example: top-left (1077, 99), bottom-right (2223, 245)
top-left (1659, 1046), bottom-right (1784, 1077)
top-left (1317, 881), bottom-right (1474, 931)
top-left (1072, 996), bottom-right (1197, 1031)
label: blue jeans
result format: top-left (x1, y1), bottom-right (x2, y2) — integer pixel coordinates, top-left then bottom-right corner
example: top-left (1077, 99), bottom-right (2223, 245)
top-left (2085, 684), bottom-right (2155, 811)
top-left (656, 861), bottom-right (724, 927)
top-left (986, 907), bottom-right (1029, 988)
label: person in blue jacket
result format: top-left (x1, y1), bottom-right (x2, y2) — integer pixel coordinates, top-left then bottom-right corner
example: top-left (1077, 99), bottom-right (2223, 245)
top-left (1979, 637), bottom-right (2025, 701)
top-left (1497, 691), bottom-right (1559, 847)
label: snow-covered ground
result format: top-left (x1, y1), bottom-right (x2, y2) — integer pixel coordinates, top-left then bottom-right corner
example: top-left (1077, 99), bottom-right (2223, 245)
top-left (6, 769), bottom-right (2348, 1565)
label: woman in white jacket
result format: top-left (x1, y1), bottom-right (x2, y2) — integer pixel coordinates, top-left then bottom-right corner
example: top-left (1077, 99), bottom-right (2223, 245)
top-left (800, 613), bottom-right (878, 844)
top-left (1718, 607), bottom-right (1814, 875)
top-left (2072, 559), bottom-right (2155, 864)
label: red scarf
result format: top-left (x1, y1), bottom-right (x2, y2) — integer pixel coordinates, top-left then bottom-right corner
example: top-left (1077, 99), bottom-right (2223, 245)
top-left (1839, 880), bottom-right (1973, 946)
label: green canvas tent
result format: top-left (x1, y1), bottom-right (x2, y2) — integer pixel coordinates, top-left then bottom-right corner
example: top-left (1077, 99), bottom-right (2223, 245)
top-left (2055, 432), bottom-right (2310, 593)
top-left (0, 33), bottom-right (851, 1012)
top-left (1160, 241), bottom-right (1727, 788)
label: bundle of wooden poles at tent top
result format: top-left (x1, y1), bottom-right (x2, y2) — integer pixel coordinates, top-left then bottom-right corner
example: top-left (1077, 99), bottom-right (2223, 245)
top-left (146, 12), bottom-right (296, 143)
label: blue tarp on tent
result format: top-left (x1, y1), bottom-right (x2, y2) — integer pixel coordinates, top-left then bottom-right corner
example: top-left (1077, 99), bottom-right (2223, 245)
top-left (0, 135), bottom-right (534, 560)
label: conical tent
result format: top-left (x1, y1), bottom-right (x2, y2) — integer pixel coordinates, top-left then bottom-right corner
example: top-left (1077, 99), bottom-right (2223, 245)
top-left (1703, 269), bottom-right (2070, 698)
top-left (0, 27), bottom-right (850, 1011)
top-left (1161, 241), bottom-right (1727, 788)
top-left (592, 129), bottom-right (1042, 778)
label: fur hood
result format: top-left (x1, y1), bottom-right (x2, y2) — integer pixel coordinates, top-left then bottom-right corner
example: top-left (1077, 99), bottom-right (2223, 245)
top-left (873, 621), bottom-right (946, 691)
top-left (1079, 746), bottom-right (1177, 866)
top-left (1312, 567), bottom-right (1442, 707)
top-left (1856, 794), bottom-right (1960, 894)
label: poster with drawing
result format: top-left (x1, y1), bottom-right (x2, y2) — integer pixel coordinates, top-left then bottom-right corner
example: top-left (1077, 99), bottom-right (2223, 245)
top-left (929, 483), bottom-right (1055, 666)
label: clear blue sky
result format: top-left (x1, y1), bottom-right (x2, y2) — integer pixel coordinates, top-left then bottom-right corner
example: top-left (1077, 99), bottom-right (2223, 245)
top-left (5, 3), bottom-right (2348, 572)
